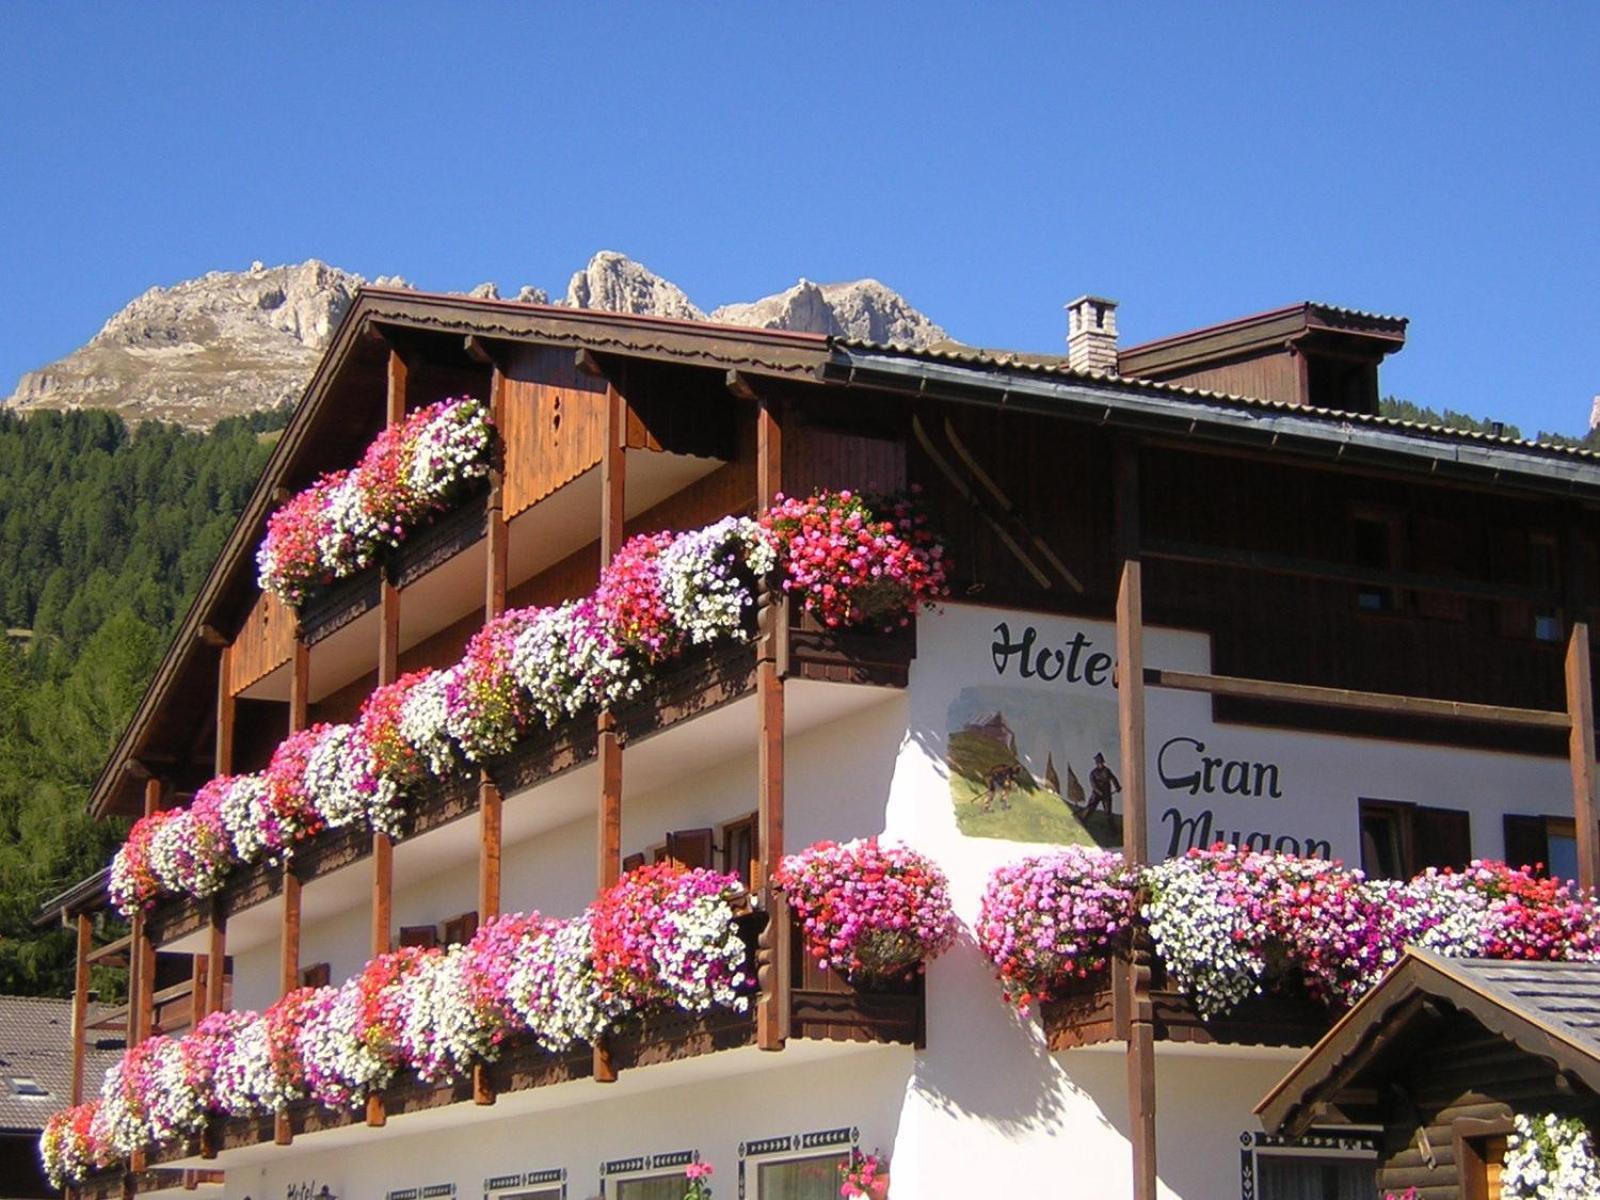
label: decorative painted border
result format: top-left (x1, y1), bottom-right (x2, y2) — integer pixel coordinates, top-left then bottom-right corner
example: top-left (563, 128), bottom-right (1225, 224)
top-left (1238, 1128), bottom-right (1380, 1200)
top-left (484, 1168), bottom-right (566, 1200)
top-left (599, 1149), bottom-right (700, 1198)
top-left (738, 1126), bottom-right (857, 1200)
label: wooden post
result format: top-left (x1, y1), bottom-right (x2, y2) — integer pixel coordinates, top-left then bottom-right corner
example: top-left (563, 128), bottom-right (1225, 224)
top-left (1115, 443), bottom-right (1157, 1200)
top-left (70, 913), bottom-right (91, 1104)
top-left (131, 778), bottom-right (162, 1045)
top-left (205, 900), bottom-right (226, 1016)
top-left (755, 393), bottom-right (789, 1052)
top-left (1568, 623), bottom-right (1599, 892)
top-left (278, 637), bottom-right (309, 1146)
top-left (480, 360), bottom-right (509, 924)
top-left (189, 954), bottom-right (208, 1031)
top-left (591, 372), bottom-right (627, 1087)
top-left (204, 647), bottom-right (234, 1020)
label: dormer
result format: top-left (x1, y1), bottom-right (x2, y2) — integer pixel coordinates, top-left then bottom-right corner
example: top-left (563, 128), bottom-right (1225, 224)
top-left (1117, 301), bottom-right (1408, 415)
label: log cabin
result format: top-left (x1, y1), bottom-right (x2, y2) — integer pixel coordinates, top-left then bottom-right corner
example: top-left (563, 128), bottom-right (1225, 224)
top-left (34, 288), bottom-right (1600, 1200)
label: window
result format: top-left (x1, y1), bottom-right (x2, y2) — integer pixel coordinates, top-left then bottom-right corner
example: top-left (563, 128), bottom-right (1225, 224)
top-left (1255, 1154), bottom-right (1375, 1199)
top-left (741, 1127), bottom-right (858, 1200)
top-left (8, 1076), bottom-right (48, 1098)
top-left (1352, 511), bottom-right (1404, 613)
top-left (300, 961), bottom-right (331, 988)
top-left (1504, 813), bottom-right (1587, 881)
top-left (1243, 1131), bottom-right (1379, 1200)
top-left (756, 1153), bottom-right (850, 1200)
top-left (484, 1169), bottom-right (563, 1200)
top-left (613, 1175), bottom-right (684, 1200)
top-left (602, 1152), bottom-right (698, 1199)
top-left (1359, 800), bottom-right (1471, 879)
top-left (722, 813), bottom-right (758, 889)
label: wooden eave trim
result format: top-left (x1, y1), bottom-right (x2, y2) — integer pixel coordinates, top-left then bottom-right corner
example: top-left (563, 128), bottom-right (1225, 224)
top-left (88, 290), bottom-right (835, 820)
top-left (1256, 953), bottom-right (1600, 1135)
top-left (1121, 319), bottom-right (1404, 380)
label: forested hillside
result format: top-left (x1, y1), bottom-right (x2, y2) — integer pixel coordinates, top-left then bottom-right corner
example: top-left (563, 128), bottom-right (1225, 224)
top-left (0, 408), bottom-right (286, 996)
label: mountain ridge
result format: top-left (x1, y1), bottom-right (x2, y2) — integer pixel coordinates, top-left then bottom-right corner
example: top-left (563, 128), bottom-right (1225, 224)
top-left (5, 253), bottom-right (949, 428)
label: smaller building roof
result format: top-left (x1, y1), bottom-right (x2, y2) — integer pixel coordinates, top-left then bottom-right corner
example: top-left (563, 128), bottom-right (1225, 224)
top-left (0, 995), bottom-right (119, 1132)
top-left (1256, 952), bottom-right (1600, 1137)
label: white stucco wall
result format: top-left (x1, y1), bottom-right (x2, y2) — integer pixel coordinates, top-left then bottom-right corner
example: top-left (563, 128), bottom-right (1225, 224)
top-left (217, 601), bottom-right (1571, 1197)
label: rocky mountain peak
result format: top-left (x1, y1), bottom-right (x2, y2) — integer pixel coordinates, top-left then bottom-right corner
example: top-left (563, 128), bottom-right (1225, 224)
top-left (6, 253), bottom-right (948, 427)
top-left (563, 251), bottom-right (706, 321)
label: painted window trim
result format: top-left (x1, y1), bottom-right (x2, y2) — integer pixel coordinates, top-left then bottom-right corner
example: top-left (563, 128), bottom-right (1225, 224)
top-left (1238, 1129), bottom-right (1380, 1200)
top-left (600, 1148), bottom-right (699, 1198)
top-left (484, 1169), bottom-right (566, 1200)
top-left (739, 1126), bottom-right (858, 1200)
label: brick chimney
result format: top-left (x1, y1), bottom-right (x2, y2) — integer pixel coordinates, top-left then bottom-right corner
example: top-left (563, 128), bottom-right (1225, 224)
top-left (1066, 295), bottom-right (1119, 374)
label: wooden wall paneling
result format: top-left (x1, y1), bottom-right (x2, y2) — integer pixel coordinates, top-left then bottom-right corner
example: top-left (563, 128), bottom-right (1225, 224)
top-left (502, 345), bottom-right (608, 518)
top-left (228, 591), bottom-right (295, 696)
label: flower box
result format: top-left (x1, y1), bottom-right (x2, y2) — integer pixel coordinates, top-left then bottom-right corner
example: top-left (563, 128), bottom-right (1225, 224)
top-left (482, 716), bottom-right (598, 797)
top-left (787, 926), bottom-right (925, 1047)
top-left (404, 769), bottom-right (483, 838)
top-left (1037, 962), bottom-right (1332, 1052)
top-left (613, 640), bottom-right (759, 744)
top-left (787, 610), bottom-right (916, 688)
top-left (295, 481), bottom-right (488, 645)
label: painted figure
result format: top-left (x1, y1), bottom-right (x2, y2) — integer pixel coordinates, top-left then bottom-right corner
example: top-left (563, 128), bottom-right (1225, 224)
top-left (1085, 751), bottom-right (1120, 817)
top-left (982, 763), bottom-right (1026, 811)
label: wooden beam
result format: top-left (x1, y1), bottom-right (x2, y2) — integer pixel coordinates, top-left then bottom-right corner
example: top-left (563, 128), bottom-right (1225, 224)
top-left (386, 346), bottom-right (408, 426)
top-left (205, 900), bottom-right (226, 1017)
top-left (756, 393), bottom-right (788, 1054)
top-left (574, 347), bottom-right (605, 378)
top-left (71, 914), bottom-right (90, 1104)
top-left (1145, 667), bottom-right (1572, 730)
top-left (196, 624), bottom-right (228, 648)
top-left (1114, 443), bottom-right (1157, 1200)
top-left (289, 637), bottom-right (309, 732)
top-left (214, 647), bottom-right (235, 776)
top-left (1567, 623), bottom-right (1599, 891)
top-left (189, 954), bottom-right (208, 1030)
top-left (725, 369), bottom-right (761, 402)
top-left (1143, 537), bottom-right (1559, 607)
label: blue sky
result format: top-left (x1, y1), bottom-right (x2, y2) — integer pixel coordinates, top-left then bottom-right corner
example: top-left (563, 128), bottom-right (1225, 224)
top-left (2, 4), bottom-right (1597, 435)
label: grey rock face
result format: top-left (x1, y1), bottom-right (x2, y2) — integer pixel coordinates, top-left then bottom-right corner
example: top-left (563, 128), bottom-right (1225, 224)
top-left (6, 253), bottom-right (948, 427)
top-left (562, 251), bottom-right (706, 321)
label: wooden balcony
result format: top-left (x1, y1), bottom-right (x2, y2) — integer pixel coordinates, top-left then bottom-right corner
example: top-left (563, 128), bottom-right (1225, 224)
top-left (148, 617), bottom-right (914, 953)
top-left (1039, 959), bottom-right (1333, 1052)
top-left (140, 911), bottom-right (922, 1172)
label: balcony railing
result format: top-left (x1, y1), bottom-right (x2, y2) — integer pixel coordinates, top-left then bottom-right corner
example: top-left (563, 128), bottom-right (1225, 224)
top-left (145, 616), bottom-right (915, 950)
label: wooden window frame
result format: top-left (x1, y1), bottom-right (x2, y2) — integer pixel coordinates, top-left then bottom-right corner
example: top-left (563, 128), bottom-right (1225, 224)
top-left (1359, 799), bottom-right (1472, 880)
top-left (1454, 1115), bottom-right (1514, 1200)
top-left (722, 812), bottom-right (759, 890)
top-left (1350, 506), bottom-right (1407, 616)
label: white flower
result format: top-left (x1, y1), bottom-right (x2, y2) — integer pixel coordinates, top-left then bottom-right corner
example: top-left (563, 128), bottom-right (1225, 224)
top-left (397, 668), bottom-right (458, 777)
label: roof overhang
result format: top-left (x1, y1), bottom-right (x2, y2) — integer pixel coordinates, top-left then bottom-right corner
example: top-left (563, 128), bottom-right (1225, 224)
top-left (1256, 950), bottom-right (1600, 1137)
top-left (1118, 300), bottom-right (1409, 377)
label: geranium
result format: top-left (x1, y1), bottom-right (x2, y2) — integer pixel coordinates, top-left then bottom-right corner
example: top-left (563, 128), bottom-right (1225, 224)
top-left (977, 847), bottom-right (1135, 1011)
top-left (397, 667), bottom-right (460, 778)
top-left (162, 781), bottom-right (234, 899)
top-left (216, 774), bottom-right (274, 864)
top-left (351, 947), bottom-right (432, 1084)
top-left (656, 516), bottom-right (775, 645)
top-left (595, 531), bottom-right (681, 663)
top-left (392, 942), bottom-right (504, 1082)
top-left (302, 723), bottom-right (371, 831)
top-left (444, 608), bottom-right (539, 761)
top-left (355, 670), bottom-right (435, 832)
top-left (588, 863), bottom-right (750, 1014)
top-left (93, 1035), bottom-right (204, 1156)
top-left (503, 915), bottom-right (619, 1051)
top-left (839, 1149), bottom-right (889, 1199)
top-left (40, 1102), bottom-right (103, 1188)
top-left (761, 490), bottom-right (946, 629)
top-left (109, 809), bottom-right (175, 914)
top-left (1505, 1113), bottom-right (1600, 1199)
top-left (684, 1161), bottom-right (714, 1200)
top-left (775, 838), bottom-right (956, 984)
top-left (193, 1009), bottom-right (263, 1116)
top-left (256, 398), bottom-right (493, 604)
top-left (256, 726), bottom-right (331, 856)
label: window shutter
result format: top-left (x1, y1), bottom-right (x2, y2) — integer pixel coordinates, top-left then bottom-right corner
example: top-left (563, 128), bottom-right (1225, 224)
top-left (1414, 806), bottom-right (1472, 873)
top-left (622, 852), bottom-right (646, 874)
top-left (442, 911), bottom-right (479, 946)
top-left (399, 925), bottom-right (438, 950)
top-left (300, 962), bottom-right (330, 988)
top-left (664, 827), bottom-right (716, 870)
top-left (1503, 814), bottom-right (1550, 874)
